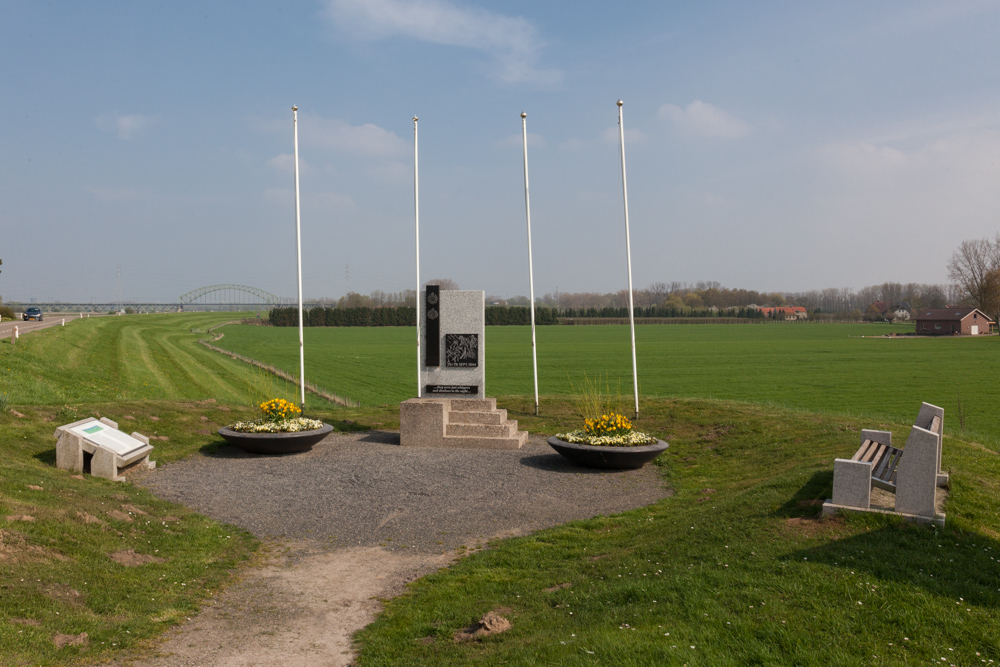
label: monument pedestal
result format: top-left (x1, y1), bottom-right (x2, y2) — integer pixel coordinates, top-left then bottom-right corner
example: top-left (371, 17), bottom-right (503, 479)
top-left (400, 397), bottom-right (527, 450)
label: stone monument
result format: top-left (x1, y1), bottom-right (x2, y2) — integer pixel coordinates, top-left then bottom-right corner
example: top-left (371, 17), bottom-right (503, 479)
top-left (400, 287), bottom-right (527, 449)
top-left (421, 286), bottom-right (486, 398)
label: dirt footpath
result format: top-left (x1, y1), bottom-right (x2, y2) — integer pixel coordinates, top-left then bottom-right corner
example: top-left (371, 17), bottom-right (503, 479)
top-left (122, 432), bottom-right (670, 666)
top-left (126, 543), bottom-right (451, 667)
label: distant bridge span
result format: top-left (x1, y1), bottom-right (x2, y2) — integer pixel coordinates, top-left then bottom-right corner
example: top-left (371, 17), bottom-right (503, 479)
top-left (19, 284), bottom-right (289, 312)
top-left (178, 284), bottom-right (282, 310)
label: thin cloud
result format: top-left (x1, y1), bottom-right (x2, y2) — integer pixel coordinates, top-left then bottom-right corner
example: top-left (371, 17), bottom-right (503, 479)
top-left (308, 115), bottom-right (409, 158)
top-left (365, 160), bottom-right (411, 183)
top-left (95, 113), bottom-right (159, 140)
top-left (820, 128), bottom-right (1000, 190)
top-left (658, 101), bottom-right (750, 139)
top-left (816, 126), bottom-right (1000, 246)
top-left (325, 0), bottom-right (560, 84)
top-left (263, 187), bottom-right (356, 210)
top-left (601, 125), bottom-right (648, 145)
top-left (257, 113), bottom-right (409, 159)
top-left (558, 127), bottom-right (646, 151)
top-left (500, 131), bottom-right (546, 148)
top-left (266, 153), bottom-right (313, 173)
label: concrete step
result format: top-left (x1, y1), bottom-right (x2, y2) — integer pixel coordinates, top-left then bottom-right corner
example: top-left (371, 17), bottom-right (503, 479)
top-left (446, 421), bottom-right (518, 438)
top-left (441, 431), bottom-right (527, 450)
top-left (450, 398), bottom-right (496, 412)
top-left (448, 409), bottom-right (507, 425)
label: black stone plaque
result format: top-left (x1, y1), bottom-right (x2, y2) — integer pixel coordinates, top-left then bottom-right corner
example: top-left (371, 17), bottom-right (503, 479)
top-left (425, 285), bottom-right (440, 367)
top-left (445, 333), bottom-right (478, 367)
top-left (425, 385), bottom-right (478, 395)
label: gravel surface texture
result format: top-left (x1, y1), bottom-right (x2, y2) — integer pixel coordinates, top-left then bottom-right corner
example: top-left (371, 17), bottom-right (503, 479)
top-left (139, 431), bottom-right (671, 553)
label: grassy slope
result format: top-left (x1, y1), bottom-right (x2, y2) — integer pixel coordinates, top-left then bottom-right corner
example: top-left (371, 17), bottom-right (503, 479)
top-left (355, 399), bottom-right (1000, 666)
top-left (214, 322), bottom-right (1000, 445)
top-left (0, 313), bottom-right (302, 406)
top-left (0, 313), bottom-right (307, 665)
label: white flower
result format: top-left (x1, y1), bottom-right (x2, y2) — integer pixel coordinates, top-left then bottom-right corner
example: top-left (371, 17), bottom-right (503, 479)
top-left (228, 418), bottom-right (324, 433)
top-left (555, 430), bottom-right (657, 447)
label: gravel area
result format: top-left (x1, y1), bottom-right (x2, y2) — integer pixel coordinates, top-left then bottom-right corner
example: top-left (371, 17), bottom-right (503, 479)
top-left (139, 431), bottom-right (671, 553)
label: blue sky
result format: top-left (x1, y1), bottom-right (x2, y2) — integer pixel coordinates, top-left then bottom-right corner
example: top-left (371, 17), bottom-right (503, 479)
top-left (2, 1), bottom-right (999, 303)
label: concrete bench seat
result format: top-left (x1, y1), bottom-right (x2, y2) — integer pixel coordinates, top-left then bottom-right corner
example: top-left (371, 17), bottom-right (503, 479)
top-left (824, 402), bottom-right (946, 526)
top-left (851, 436), bottom-right (904, 492)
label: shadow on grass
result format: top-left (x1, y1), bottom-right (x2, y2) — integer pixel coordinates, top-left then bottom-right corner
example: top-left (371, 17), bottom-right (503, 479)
top-left (778, 472), bottom-right (1000, 608)
top-left (783, 519), bottom-right (1000, 609)
top-left (32, 448), bottom-right (56, 466)
top-left (774, 470), bottom-right (834, 518)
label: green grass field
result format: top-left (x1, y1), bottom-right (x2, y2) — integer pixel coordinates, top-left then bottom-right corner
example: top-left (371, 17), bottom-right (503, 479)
top-left (4, 314), bottom-right (1000, 665)
top-left (213, 322), bottom-right (1000, 446)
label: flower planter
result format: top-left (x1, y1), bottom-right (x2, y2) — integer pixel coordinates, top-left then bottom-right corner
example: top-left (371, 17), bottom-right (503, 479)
top-left (547, 436), bottom-right (668, 470)
top-left (217, 423), bottom-right (334, 455)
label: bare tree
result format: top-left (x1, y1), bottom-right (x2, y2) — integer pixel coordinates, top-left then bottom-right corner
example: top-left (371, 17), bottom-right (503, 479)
top-left (879, 282), bottom-right (903, 307)
top-left (647, 282), bottom-right (668, 307)
top-left (425, 278), bottom-right (460, 290)
top-left (947, 235), bottom-right (1000, 317)
top-left (338, 292), bottom-right (370, 308)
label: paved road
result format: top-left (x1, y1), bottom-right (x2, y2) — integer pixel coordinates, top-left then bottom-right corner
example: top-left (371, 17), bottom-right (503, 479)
top-left (0, 312), bottom-right (102, 339)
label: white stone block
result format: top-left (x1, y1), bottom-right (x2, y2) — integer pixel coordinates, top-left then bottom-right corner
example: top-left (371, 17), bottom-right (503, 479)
top-left (861, 429), bottom-right (892, 447)
top-left (895, 425), bottom-right (938, 518)
top-left (914, 402), bottom-right (945, 483)
top-left (832, 458), bottom-right (872, 509)
top-left (420, 290), bottom-right (485, 399)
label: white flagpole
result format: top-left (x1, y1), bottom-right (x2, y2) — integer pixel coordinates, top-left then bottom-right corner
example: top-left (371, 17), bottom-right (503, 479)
top-left (292, 105), bottom-right (306, 409)
top-left (521, 111), bottom-right (540, 416)
top-left (617, 99), bottom-right (639, 420)
top-left (413, 116), bottom-right (421, 398)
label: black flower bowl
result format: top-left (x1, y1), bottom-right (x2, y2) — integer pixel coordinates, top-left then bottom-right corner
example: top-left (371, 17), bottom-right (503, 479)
top-left (217, 423), bottom-right (334, 455)
top-left (547, 436), bottom-right (669, 470)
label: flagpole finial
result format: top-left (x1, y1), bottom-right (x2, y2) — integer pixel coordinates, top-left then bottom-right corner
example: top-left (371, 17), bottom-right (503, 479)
top-left (413, 116), bottom-right (418, 122)
top-left (617, 99), bottom-right (623, 107)
top-left (292, 105), bottom-right (298, 111)
top-left (520, 111), bottom-right (526, 119)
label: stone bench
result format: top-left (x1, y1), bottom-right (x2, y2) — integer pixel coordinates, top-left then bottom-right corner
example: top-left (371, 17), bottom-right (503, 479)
top-left (55, 417), bottom-right (156, 482)
top-left (824, 402), bottom-right (945, 525)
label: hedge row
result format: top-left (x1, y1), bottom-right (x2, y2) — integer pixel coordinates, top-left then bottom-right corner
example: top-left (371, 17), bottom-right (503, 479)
top-left (268, 304), bottom-right (770, 327)
top-left (269, 306), bottom-right (417, 327)
top-left (559, 305), bottom-right (768, 319)
top-left (486, 306), bottom-right (558, 325)
top-left (268, 305), bottom-right (563, 327)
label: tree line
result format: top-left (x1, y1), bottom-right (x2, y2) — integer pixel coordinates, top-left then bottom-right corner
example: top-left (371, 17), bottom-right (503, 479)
top-left (273, 237), bottom-right (1000, 327)
top-left (268, 305), bottom-right (560, 327)
top-left (268, 304), bottom-right (784, 327)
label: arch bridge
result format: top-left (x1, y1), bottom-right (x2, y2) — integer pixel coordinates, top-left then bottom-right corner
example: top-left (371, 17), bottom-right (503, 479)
top-left (178, 284), bottom-right (282, 310)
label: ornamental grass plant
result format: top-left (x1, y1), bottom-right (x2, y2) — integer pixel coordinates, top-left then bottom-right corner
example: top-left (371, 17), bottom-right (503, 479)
top-left (557, 373), bottom-right (656, 446)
